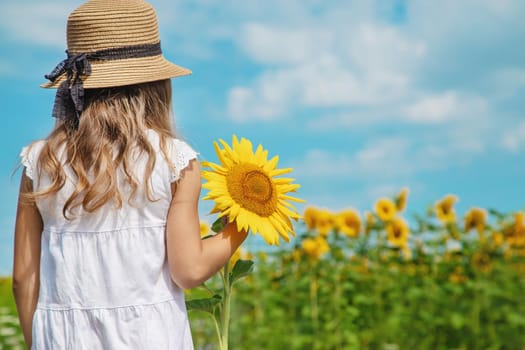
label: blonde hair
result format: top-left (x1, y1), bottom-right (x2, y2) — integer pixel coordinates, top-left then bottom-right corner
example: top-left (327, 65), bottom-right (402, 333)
top-left (28, 79), bottom-right (176, 219)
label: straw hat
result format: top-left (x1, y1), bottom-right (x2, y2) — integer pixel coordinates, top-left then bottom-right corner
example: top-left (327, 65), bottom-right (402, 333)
top-left (42, 0), bottom-right (191, 90)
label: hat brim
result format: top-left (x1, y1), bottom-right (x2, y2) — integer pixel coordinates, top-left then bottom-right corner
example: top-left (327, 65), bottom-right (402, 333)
top-left (41, 55), bottom-right (191, 89)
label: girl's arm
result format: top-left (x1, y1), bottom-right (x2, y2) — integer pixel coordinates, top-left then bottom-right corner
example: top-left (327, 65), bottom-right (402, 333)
top-left (12, 170), bottom-right (43, 349)
top-left (166, 159), bottom-right (248, 289)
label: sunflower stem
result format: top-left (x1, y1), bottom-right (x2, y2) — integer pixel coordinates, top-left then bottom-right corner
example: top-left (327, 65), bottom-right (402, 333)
top-left (309, 267), bottom-right (319, 338)
top-left (219, 260), bottom-right (231, 350)
top-left (211, 312), bottom-right (222, 348)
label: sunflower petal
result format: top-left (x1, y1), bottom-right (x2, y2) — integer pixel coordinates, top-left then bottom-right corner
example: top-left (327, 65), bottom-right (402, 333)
top-left (263, 155), bottom-right (279, 172)
top-left (270, 168), bottom-right (293, 176)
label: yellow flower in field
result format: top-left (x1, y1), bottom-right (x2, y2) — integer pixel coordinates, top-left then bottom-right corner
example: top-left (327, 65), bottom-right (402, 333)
top-left (229, 248), bottom-right (252, 270)
top-left (335, 209), bottom-right (361, 238)
top-left (386, 217), bottom-right (410, 247)
top-left (464, 208), bottom-right (487, 234)
top-left (230, 247), bottom-right (242, 269)
top-left (301, 236), bottom-right (330, 259)
top-left (401, 245), bottom-right (412, 260)
top-left (375, 198), bottom-right (397, 222)
top-left (435, 194), bottom-right (458, 224)
top-left (292, 249), bottom-right (301, 262)
top-left (364, 211), bottom-right (375, 235)
top-left (395, 187), bottom-right (409, 212)
top-left (471, 252), bottom-right (492, 273)
top-left (202, 136), bottom-right (304, 245)
top-left (490, 231), bottom-right (504, 247)
top-left (303, 206), bottom-right (318, 230)
top-left (315, 209), bottom-right (335, 237)
top-left (449, 266), bottom-right (467, 284)
top-left (199, 222), bottom-right (210, 237)
top-left (243, 250), bottom-right (254, 261)
top-left (516, 212), bottom-right (525, 233)
top-left (257, 251), bottom-right (268, 263)
top-left (504, 212), bottom-right (525, 247)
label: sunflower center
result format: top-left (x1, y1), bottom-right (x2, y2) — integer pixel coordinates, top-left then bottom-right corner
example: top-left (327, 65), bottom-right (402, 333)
top-left (226, 163), bottom-right (278, 217)
top-left (393, 226), bottom-right (403, 238)
top-left (345, 217), bottom-right (358, 229)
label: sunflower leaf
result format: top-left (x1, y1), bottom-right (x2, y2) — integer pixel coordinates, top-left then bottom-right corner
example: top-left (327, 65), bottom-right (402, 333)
top-left (211, 217), bottom-right (225, 233)
top-left (229, 259), bottom-right (255, 286)
top-left (185, 294), bottom-right (222, 314)
top-left (488, 208), bottom-right (505, 221)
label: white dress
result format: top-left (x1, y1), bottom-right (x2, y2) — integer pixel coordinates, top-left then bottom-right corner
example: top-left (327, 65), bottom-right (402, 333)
top-left (20, 129), bottom-right (197, 349)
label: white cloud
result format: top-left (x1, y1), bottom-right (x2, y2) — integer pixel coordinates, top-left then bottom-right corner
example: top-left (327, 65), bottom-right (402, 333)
top-left (228, 86), bottom-right (289, 122)
top-left (228, 20), bottom-right (425, 120)
top-left (223, 0), bottom-right (524, 169)
top-left (237, 23), bottom-right (334, 65)
top-left (292, 125), bottom-right (489, 188)
top-left (404, 92), bottom-right (488, 124)
top-left (488, 68), bottom-right (525, 100)
top-left (307, 91), bottom-right (489, 132)
top-left (501, 121), bottom-right (525, 152)
top-left (345, 23), bottom-right (426, 74)
top-left (0, 2), bottom-right (75, 48)
top-left (292, 138), bottom-right (414, 181)
top-left (228, 20), bottom-right (426, 120)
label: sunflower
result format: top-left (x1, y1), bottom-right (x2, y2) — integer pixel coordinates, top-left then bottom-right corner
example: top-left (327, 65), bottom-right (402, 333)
top-left (303, 207), bottom-right (318, 231)
top-left (315, 209), bottom-right (336, 237)
top-left (230, 247), bottom-right (242, 269)
top-left (199, 222), bottom-right (211, 238)
top-left (471, 252), bottom-right (492, 273)
top-left (490, 231), bottom-right (504, 247)
top-left (395, 187), bottom-right (410, 212)
top-left (464, 208), bottom-right (487, 235)
top-left (401, 245), bottom-right (412, 260)
top-left (374, 198), bottom-right (397, 222)
top-left (504, 212), bottom-right (525, 247)
top-left (435, 194), bottom-right (458, 224)
top-left (301, 236), bottom-right (330, 260)
top-left (386, 217), bottom-right (410, 247)
top-left (229, 247), bottom-right (253, 270)
top-left (335, 209), bottom-right (361, 238)
top-left (202, 136), bottom-right (303, 245)
top-left (449, 266), bottom-right (467, 284)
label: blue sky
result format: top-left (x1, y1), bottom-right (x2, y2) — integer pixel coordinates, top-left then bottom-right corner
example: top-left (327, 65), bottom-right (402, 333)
top-left (1, 0), bottom-right (524, 274)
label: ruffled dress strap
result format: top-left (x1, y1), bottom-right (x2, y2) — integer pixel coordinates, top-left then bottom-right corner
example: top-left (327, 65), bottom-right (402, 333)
top-left (19, 140), bottom-right (46, 181)
top-left (169, 139), bottom-right (198, 182)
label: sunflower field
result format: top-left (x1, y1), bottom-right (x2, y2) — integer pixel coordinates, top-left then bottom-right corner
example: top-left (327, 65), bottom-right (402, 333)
top-left (187, 189), bottom-right (525, 350)
top-left (2, 189), bottom-right (525, 349)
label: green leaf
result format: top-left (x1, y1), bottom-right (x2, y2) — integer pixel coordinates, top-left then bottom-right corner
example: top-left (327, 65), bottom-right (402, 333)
top-left (488, 208), bottom-right (506, 221)
top-left (230, 259), bottom-right (255, 286)
top-left (507, 313), bottom-right (525, 326)
top-left (211, 217), bottom-right (225, 233)
top-left (185, 294), bottom-right (222, 314)
top-left (450, 313), bottom-right (464, 329)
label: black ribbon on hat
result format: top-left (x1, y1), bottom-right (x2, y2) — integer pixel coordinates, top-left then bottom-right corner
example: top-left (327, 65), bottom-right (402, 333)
top-left (45, 42), bottom-right (163, 127)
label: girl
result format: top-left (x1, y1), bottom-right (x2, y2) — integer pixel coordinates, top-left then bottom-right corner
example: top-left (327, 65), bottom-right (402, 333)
top-left (12, 0), bottom-right (247, 348)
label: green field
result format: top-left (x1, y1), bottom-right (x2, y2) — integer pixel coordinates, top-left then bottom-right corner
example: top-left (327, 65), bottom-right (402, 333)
top-left (0, 277), bottom-right (25, 349)
top-left (3, 198), bottom-right (525, 349)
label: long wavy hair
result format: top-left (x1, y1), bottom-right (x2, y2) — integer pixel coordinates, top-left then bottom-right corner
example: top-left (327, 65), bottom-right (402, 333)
top-left (27, 79), bottom-right (176, 219)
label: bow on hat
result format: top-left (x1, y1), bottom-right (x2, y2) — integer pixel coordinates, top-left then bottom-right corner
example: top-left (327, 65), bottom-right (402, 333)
top-left (45, 51), bottom-right (92, 126)
top-left (44, 42), bottom-right (164, 128)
